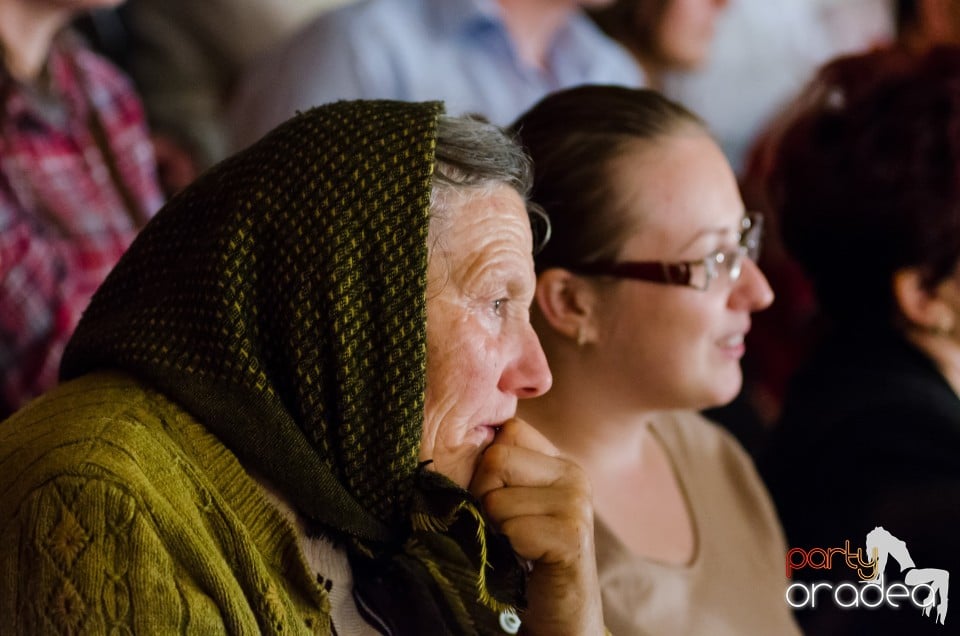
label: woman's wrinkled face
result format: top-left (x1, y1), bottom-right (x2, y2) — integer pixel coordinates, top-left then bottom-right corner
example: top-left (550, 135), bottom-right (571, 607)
top-left (651, 0), bottom-right (728, 70)
top-left (591, 132), bottom-right (773, 412)
top-left (421, 185), bottom-right (552, 487)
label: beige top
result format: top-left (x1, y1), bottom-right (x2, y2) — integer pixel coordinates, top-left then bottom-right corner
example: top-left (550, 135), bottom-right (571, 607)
top-left (595, 411), bottom-right (801, 636)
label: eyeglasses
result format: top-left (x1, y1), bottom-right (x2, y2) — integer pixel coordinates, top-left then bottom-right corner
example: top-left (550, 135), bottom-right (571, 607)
top-left (569, 213), bottom-right (763, 292)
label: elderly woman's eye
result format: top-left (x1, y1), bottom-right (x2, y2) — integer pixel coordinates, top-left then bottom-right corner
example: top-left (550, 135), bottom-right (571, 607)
top-left (493, 298), bottom-right (508, 315)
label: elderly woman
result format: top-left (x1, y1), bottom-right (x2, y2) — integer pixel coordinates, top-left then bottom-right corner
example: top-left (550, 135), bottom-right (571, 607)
top-left (0, 100), bottom-right (603, 634)
top-left (760, 46), bottom-right (960, 634)
top-left (510, 85), bottom-right (799, 635)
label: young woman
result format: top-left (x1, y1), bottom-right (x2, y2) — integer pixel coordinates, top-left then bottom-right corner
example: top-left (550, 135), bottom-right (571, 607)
top-left (511, 85), bottom-right (800, 635)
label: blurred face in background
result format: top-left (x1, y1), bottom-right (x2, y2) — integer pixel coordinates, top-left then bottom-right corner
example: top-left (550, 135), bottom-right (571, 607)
top-left (648, 0), bottom-right (729, 70)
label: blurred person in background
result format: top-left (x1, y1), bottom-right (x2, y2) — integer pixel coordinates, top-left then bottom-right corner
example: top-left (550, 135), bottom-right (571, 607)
top-left (665, 0), bottom-right (894, 175)
top-left (117, 0), bottom-right (354, 188)
top-left (760, 45), bottom-right (960, 635)
top-left (226, 0), bottom-right (643, 152)
top-left (589, 0), bottom-right (729, 91)
top-left (0, 0), bottom-right (163, 419)
top-left (898, 0), bottom-right (960, 51)
top-left (738, 0), bottom-right (960, 436)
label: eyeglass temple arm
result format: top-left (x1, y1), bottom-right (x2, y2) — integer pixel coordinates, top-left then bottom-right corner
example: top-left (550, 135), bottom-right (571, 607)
top-left (568, 261), bottom-right (694, 286)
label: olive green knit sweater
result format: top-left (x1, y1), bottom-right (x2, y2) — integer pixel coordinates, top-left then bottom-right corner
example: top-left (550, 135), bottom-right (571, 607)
top-left (0, 372), bottom-right (331, 634)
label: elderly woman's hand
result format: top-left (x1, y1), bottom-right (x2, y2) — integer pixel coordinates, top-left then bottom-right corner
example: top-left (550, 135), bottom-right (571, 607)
top-left (470, 418), bottom-right (605, 635)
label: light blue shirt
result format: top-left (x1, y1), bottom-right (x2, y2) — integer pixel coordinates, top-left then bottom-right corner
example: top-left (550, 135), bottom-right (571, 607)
top-left (228, 0), bottom-right (644, 150)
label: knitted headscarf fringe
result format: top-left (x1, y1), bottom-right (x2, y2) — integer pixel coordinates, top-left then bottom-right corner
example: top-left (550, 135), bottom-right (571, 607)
top-left (410, 496), bottom-right (516, 613)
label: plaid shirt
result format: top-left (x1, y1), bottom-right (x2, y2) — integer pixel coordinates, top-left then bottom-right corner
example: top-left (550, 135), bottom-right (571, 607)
top-left (0, 33), bottom-right (164, 417)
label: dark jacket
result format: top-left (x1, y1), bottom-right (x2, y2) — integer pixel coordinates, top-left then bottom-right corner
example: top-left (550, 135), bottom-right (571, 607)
top-left (761, 326), bottom-right (960, 635)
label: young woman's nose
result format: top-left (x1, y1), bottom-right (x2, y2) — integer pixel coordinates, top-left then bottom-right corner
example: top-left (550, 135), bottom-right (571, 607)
top-left (729, 257), bottom-right (774, 312)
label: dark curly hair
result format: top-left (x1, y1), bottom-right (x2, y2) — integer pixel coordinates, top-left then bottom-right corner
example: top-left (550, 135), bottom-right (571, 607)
top-left (768, 45), bottom-right (960, 326)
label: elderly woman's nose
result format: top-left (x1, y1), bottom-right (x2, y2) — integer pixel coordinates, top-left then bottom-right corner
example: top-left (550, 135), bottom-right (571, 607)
top-left (500, 324), bottom-right (553, 398)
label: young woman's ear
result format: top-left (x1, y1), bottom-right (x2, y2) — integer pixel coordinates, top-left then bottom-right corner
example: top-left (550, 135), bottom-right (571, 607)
top-left (893, 267), bottom-right (957, 334)
top-left (534, 268), bottom-right (598, 345)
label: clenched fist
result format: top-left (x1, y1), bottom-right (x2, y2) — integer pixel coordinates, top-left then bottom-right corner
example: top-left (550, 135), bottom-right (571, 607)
top-left (470, 418), bottom-right (606, 635)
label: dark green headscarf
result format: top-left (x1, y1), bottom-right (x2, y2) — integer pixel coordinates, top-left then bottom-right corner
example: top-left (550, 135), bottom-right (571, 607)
top-left (61, 100), bottom-right (524, 632)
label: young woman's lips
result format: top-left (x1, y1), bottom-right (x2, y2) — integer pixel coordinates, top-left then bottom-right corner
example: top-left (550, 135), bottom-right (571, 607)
top-left (718, 332), bottom-right (746, 358)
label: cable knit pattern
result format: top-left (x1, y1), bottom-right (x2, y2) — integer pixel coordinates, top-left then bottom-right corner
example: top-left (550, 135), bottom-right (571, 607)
top-left (0, 373), bottom-right (333, 634)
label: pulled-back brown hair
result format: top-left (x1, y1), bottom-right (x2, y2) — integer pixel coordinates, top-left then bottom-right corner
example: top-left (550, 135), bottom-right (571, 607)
top-left (508, 84), bottom-right (704, 273)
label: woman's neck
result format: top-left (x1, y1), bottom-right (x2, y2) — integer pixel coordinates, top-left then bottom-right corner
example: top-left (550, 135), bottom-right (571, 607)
top-left (496, 0), bottom-right (576, 70)
top-left (517, 364), bottom-right (658, 474)
top-left (630, 49), bottom-right (662, 91)
top-left (908, 329), bottom-right (960, 396)
top-left (0, 1), bottom-right (72, 82)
